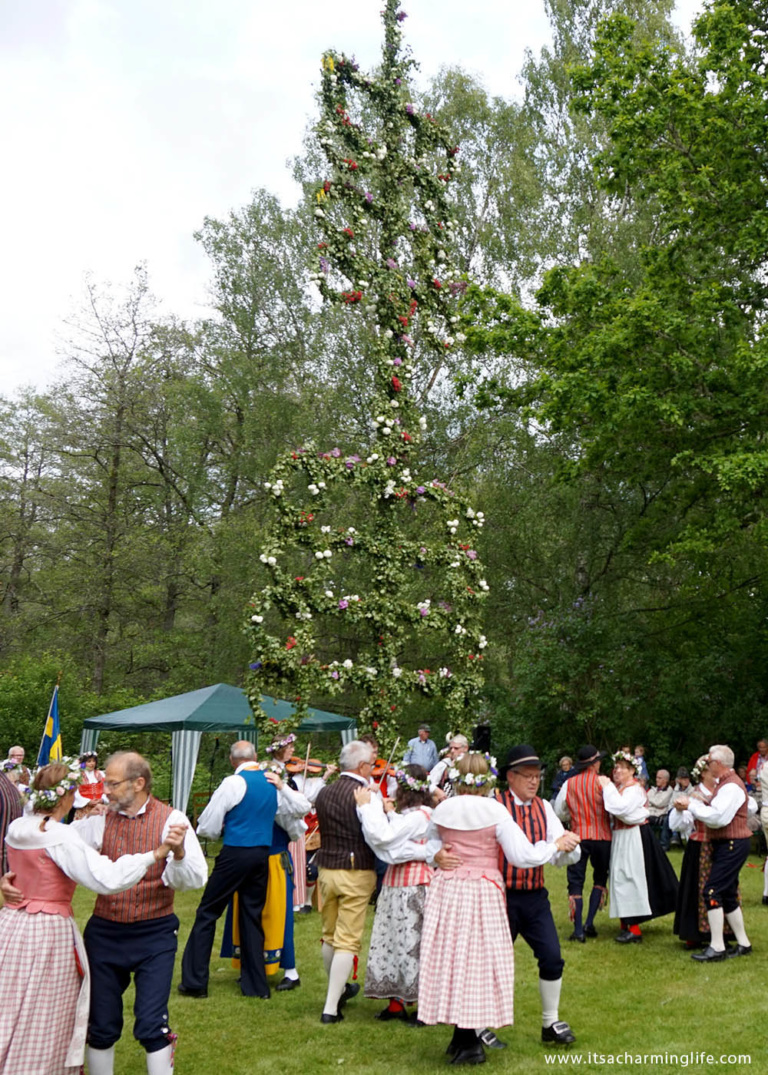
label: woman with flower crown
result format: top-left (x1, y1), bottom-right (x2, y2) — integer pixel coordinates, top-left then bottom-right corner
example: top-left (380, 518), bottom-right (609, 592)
top-left (353, 763), bottom-right (435, 1022)
top-left (0, 760), bottom-right (175, 1075)
top-left (417, 751), bottom-right (579, 1066)
top-left (597, 751), bottom-right (678, 944)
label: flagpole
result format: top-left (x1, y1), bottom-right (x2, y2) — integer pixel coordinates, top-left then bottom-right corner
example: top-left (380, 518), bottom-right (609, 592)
top-left (36, 673), bottom-right (62, 767)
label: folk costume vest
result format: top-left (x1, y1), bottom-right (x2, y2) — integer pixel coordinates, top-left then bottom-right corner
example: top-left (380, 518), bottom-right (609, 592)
top-left (93, 797), bottom-right (174, 923)
top-left (498, 789), bottom-right (546, 891)
top-left (708, 770), bottom-right (751, 840)
top-left (316, 775), bottom-right (375, 871)
top-left (566, 770), bottom-right (612, 841)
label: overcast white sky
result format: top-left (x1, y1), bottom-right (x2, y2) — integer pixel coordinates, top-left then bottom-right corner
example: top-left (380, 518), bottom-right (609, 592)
top-left (1, 0), bottom-right (702, 393)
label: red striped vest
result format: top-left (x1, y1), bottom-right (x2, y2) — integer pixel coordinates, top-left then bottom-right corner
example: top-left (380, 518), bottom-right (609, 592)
top-left (498, 789), bottom-right (547, 891)
top-left (93, 797), bottom-right (175, 923)
top-left (565, 771), bottom-right (612, 841)
top-left (709, 770), bottom-right (751, 840)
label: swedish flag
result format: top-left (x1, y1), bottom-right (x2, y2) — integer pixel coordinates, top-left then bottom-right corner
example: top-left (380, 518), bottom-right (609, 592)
top-left (37, 685), bottom-right (62, 766)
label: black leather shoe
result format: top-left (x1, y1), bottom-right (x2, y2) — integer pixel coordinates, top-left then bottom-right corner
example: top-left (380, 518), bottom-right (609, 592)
top-left (542, 1021), bottom-right (576, 1045)
top-left (451, 1044), bottom-right (486, 1065)
top-left (177, 984), bottom-right (208, 998)
top-left (568, 930), bottom-right (586, 943)
top-left (276, 977), bottom-right (301, 991)
top-left (477, 1029), bottom-right (506, 1049)
top-left (763, 896), bottom-right (768, 906)
top-left (338, 982), bottom-right (360, 1008)
top-left (614, 930), bottom-right (642, 944)
top-left (725, 944), bottom-right (752, 958)
top-left (376, 1006), bottom-right (408, 1021)
top-left (691, 945), bottom-right (727, 962)
top-left (320, 1012), bottom-right (344, 1023)
top-left (584, 924), bottom-right (598, 938)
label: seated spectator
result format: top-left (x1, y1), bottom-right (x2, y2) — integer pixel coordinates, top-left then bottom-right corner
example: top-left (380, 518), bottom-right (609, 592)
top-left (550, 756), bottom-right (573, 801)
top-left (647, 769), bottom-right (674, 851)
top-left (632, 746), bottom-right (649, 783)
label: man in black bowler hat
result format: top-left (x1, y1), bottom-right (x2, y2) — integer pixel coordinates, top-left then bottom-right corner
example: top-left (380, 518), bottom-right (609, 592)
top-left (496, 744), bottom-right (581, 1046)
top-left (554, 745), bottom-right (612, 942)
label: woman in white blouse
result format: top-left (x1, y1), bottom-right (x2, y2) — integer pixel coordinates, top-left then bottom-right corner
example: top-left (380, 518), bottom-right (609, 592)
top-left (599, 752), bottom-right (678, 944)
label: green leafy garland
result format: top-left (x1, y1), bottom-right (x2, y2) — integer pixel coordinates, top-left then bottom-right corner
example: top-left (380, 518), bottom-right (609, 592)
top-left (245, 0), bottom-right (488, 744)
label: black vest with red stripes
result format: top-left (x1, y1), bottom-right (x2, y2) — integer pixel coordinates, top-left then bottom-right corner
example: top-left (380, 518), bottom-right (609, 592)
top-left (498, 788), bottom-right (547, 891)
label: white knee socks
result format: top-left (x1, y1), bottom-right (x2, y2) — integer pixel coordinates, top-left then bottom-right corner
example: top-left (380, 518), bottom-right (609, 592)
top-left (725, 906), bottom-right (750, 947)
top-left (539, 977), bottom-right (562, 1028)
top-left (322, 940), bottom-right (335, 976)
top-left (86, 1046), bottom-right (115, 1075)
top-left (323, 950), bottom-right (355, 1015)
top-left (707, 907), bottom-right (725, 951)
top-left (146, 1044), bottom-right (174, 1075)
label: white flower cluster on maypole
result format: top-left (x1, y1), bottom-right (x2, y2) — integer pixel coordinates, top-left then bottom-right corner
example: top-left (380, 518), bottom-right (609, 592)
top-left (245, 0), bottom-right (489, 745)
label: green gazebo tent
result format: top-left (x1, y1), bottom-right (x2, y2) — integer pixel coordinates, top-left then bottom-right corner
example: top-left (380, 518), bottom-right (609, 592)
top-left (79, 683), bottom-right (357, 814)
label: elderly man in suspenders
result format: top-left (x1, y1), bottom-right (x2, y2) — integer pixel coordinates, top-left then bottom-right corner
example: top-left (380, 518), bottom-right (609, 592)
top-left (674, 743), bottom-right (753, 962)
top-left (495, 744), bottom-right (581, 1046)
top-left (555, 745), bottom-right (612, 942)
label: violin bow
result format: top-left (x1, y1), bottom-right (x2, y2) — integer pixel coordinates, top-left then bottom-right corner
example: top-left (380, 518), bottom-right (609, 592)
top-left (377, 737), bottom-right (401, 791)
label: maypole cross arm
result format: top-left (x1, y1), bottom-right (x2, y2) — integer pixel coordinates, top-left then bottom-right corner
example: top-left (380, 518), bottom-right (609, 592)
top-left (244, 0), bottom-right (489, 745)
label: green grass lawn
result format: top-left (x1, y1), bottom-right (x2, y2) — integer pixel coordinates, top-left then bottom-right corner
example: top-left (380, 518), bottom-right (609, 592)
top-left (64, 845), bottom-right (765, 1074)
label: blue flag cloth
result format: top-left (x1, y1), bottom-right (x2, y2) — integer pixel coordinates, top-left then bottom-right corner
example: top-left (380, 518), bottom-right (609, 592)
top-left (37, 685), bottom-right (63, 766)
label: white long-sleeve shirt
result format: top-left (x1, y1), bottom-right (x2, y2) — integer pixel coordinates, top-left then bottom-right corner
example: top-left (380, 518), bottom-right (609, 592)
top-left (7, 815), bottom-right (159, 895)
top-left (73, 801), bottom-right (207, 891)
top-left (425, 794), bottom-right (580, 869)
top-left (688, 779), bottom-right (750, 829)
top-left (602, 781), bottom-right (648, 825)
top-left (356, 797), bottom-right (432, 865)
top-left (499, 790), bottom-right (581, 869)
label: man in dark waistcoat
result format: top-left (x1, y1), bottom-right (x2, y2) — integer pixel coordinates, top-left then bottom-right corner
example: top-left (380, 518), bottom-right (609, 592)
top-left (315, 739), bottom-right (377, 1023)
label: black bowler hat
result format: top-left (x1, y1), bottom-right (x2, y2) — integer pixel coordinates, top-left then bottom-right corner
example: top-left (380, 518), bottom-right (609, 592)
top-left (503, 744), bottom-right (543, 774)
top-left (574, 745), bottom-right (607, 770)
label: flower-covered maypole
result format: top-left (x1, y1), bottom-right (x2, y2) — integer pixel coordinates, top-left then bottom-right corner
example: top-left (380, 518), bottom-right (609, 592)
top-left (245, 0), bottom-right (489, 744)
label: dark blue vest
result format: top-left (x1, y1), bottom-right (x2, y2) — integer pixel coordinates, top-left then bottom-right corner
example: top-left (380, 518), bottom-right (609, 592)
top-left (222, 769), bottom-right (277, 847)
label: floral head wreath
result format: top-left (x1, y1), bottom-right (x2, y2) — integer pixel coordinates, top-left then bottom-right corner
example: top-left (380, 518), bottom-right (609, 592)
top-left (448, 751), bottom-right (498, 791)
top-left (691, 755), bottom-right (710, 783)
top-left (1, 759), bottom-right (21, 773)
top-left (266, 733), bottom-right (297, 755)
top-left (80, 750), bottom-right (99, 761)
top-left (394, 768), bottom-right (432, 793)
top-left (27, 757), bottom-right (84, 812)
top-left (611, 750), bottom-right (643, 776)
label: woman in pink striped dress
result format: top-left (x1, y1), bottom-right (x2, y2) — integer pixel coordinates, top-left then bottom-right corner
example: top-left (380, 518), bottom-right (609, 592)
top-left (418, 752), bottom-right (579, 1065)
top-left (354, 764), bottom-right (434, 1021)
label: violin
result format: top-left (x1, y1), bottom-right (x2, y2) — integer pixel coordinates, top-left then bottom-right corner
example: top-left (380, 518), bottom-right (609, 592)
top-left (371, 758), bottom-right (396, 782)
top-left (285, 757), bottom-right (325, 776)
